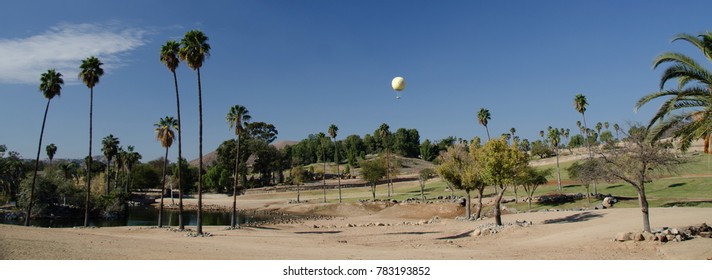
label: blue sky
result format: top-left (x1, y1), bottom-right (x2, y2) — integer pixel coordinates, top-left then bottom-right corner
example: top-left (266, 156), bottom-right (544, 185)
top-left (1, 0), bottom-right (711, 161)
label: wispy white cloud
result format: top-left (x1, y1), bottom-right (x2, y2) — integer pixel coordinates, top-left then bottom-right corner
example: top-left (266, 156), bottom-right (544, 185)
top-left (0, 22), bottom-right (147, 84)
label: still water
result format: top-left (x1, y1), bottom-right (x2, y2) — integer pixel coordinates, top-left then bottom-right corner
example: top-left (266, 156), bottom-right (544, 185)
top-left (3, 207), bottom-right (289, 228)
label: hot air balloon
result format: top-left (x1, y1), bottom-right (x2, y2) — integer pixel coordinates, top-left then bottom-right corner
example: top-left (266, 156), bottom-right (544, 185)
top-left (391, 76), bottom-right (405, 99)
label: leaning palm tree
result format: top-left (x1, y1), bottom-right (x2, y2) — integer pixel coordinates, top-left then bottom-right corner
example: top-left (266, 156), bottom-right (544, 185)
top-left (161, 40), bottom-right (187, 230)
top-left (101, 134), bottom-right (119, 195)
top-left (46, 143), bottom-right (57, 165)
top-left (79, 56), bottom-right (104, 227)
top-left (155, 116), bottom-right (178, 228)
top-left (477, 108), bottom-right (491, 140)
top-left (226, 105), bottom-right (251, 229)
top-left (328, 124), bottom-right (341, 203)
top-left (25, 69), bottom-right (63, 226)
top-left (635, 32), bottom-right (712, 153)
top-left (179, 30), bottom-right (210, 235)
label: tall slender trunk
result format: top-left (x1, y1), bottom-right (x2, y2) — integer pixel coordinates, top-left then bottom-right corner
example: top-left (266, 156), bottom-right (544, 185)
top-left (386, 148), bottom-right (391, 197)
top-left (105, 159), bottom-right (111, 196)
top-left (485, 126), bottom-right (491, 141)
top-left (231, 134), bottom-right (241, 228)
top-left (581, 113), bottom-right (598, 195)
top-left (475, 186), bottom-right (484, 219)
top-left (84, 87), bottom-right (94, 227)
top-left (296, 184), bottom-right (300, 203)
top-left (494, 185), bottom-right (506, 226)
top-left (322, 143), bottom-right (326, 203)
top-left (158, 147), bottom-right (168, 228)
top-left (25, 99), bottom-right (52, 226)
top-left (335, 138), bottom-right (341, 203)
top-left (637, 185), bottom-right (651, 233)
top-left (371, 183), bottom-right (376, 200)
top-left (556, 148), bottom-right (562, 192)
top-left (465, 189), bottom-right (471, 219)
top-left (705, 134), bottom-right (711, 154)
top-left (196, 68), bottom-right (204, 235)
top-left (172, 70), bottom-right (185, 230)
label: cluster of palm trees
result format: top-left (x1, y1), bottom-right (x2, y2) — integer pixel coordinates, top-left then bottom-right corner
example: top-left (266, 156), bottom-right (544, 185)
top-left (155, 30), bottom-right (210, 233)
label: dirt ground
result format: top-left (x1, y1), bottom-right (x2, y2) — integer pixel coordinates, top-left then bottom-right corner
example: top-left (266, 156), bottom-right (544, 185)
top-left (1, 196), bottom-right (711, 260)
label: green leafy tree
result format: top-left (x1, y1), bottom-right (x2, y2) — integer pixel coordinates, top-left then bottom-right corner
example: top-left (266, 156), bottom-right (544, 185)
top-left (154, 116), bottom-right (177, 228)
top-left (517, 167), bottom-right (550, 209)
top-left (179, 29), bottom-right (210, 235)
top-left (101, 134), bottom-right (119, 195)
top-left (477, 138), bottom-right (528, 226)
top-left (567, 159), bottom-right (603, 203)
top-left (79, 56), bottom-right (104, 227)
top-left (419, 139), bottom-right (436, 161)
top-left (26, 69), bottom-right (64, 226)
top-left (360, 157), bottom-right (386, 200)
top-left (226, 104), bottom-right (250, 228)
top-left (45, 144), bottom-right (57, 165)
top-left (291, 165), bottom-right (307, 203)
top-left (160, 39), bottom-right (186, 230)
top-left (437, 145), bottom-right (485, 219)
top-left (477, 108), bottom-right (491, 140)
top-left (1, 146), bottom-right (26, 203)
top-left (418, 168), bottom-right (435, 202)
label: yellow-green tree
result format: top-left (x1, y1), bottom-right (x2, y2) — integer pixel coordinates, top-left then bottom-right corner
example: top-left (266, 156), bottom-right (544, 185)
top-left (477, 139), bottom-right (528, 226)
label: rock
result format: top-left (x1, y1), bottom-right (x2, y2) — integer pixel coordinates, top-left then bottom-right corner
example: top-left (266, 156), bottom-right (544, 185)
top-left (473, 229), bottom-right (482, 236)
top-left (666, 234), bottom-right (675, 242)
top-left (670, 228), bottom-right (679, 235)
top-left (633, 233), bottom-right (645, 241)
top-left (662, 229), bottom-right (671, 235)
top-left (615, 232), bottom-right (631, 242)
top-left (376, 222), bottom-right (385, 226)
top-left (642, 231), bottom-right (655, 241)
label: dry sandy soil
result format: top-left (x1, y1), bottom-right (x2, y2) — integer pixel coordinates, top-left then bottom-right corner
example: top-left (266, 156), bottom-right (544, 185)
top-left (2, 195), bottom-right (711, 260)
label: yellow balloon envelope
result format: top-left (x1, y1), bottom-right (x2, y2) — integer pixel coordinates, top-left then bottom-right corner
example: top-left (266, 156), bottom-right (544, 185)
top-left (391, 77), bottom-right (405, 91)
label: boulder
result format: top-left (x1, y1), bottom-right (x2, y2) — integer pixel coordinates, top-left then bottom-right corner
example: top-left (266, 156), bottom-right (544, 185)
top-left (472, 229), bottom-right (482, 237)
top-left (642, 231), bottom-right (655, 241)
top-left (633, 233), bottom-right (645, 241)
top-left (615, 232), bottom-right (631, 242)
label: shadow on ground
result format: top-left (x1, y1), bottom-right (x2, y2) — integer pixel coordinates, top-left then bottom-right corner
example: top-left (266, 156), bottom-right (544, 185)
top-left (294, 231), bottom-right (342, 234)
top-left (437, 230), bottom-right (475, 240)
top-left (386, 231), bottom-right (441, 235)
top-left (543, 212), bottom-right (605, 224)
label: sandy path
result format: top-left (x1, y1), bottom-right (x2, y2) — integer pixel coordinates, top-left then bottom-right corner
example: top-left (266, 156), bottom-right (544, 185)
top-left (2, 207), bottom-right (711, 260)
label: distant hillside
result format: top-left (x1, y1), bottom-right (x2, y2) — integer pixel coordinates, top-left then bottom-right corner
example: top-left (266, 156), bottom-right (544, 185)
top-left (189, 140), bottom-right (297, 168)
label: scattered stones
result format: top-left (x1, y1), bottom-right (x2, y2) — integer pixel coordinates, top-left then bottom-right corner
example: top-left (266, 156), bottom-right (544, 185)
top-left (613, 223), bottom-right (712, 243)
top-left (615, 232), bottom-right (631, 242)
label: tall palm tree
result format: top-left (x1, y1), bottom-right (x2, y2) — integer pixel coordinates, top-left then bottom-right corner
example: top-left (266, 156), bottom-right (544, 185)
top-left (574, 94), bottom-right (592, 158)
top-left (604, 122), bottom-right (610, 130)
top-left (115, 146), bottom-right (125, 190)
top-left (25, 69), bottom-right (63, 226)
top-left (510, 127), bottom-right (516, 140)
top-left (179, 30), bottom-right (210, 235)
top-left (79, 56), bottom-right (104, 227)
top-left (226, 105), bottom-right (251, 228)
top-left (613, 123), bottom-right (621, 140)
top-left (377, 123), bottom-right (392, 196)
top-left (317, 132), bottom-right (328, 202)
top-left (328, 124), bottom-right (341, 203)
top-left (101, 134), bottom-right (119, 195)
top-left (477, 108), bottom-right (491, 140)
top-left (46, 143), bottom-right (57, 165)
top-left (161, 40), bottom-right (187, 230)
top-left (155, 116), bottom-right (178, 228)
top-left (548, 128), bottom-right (562, 191)
top-left (595, 122), bottom-right (603, 136)
top-left (635, 32), bottom-right (712, 153)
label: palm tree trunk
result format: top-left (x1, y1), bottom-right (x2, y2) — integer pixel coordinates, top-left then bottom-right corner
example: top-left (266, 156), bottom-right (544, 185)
top-left (386, 148), bottom-right (391, 197)
top-left (231, 134), bottom-right (240, 228)
top-left (25, 99), bottom-right (52, 226)
top-left (105, 159), bottom-right (111, 196)
top-left (335, 138), bottom-right (341, 203)
top-left (705, 134), bottom-right (711, 154)
top-left (322, 145), bottom-right (326, 203)
top-left (84, 87), bottom-right (94, 227)
top-left (296, 184), bottom-right (300, 203)
top-left (196, 67), bottom-right (204, 235)
top-left (173, 70), bottom-right (185, 230)
top-left (556, 148), bottom-right (562, 192)
top-left (158, 147), bottom-right (168, 228)
top-left (485, 126), bottom-right (491, 141)
top-left (582, 113), bottom-right (592, 159)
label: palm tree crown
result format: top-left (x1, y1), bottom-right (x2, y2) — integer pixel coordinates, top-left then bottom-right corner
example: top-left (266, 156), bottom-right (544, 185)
top-left (635, 32), bottom-right (712, 146)
top-left (102, 135), bottom-right (119, 162)
top-left (46, 144), bottom-right (57, 161)
top-left (155, 117), bottom-right (178, 148)
top-left (226, 105), bottom-right (252, 135)
top-left (160, 40), bottom-right (181, 72)
top-left (39, 69), bottom-right (64, 99)
top-left (328, 124), bottom-right (339, 139)
top-left (79, 56), bottom-right (104, 88)
top-left (574, 94), bottom-right (588, 114)
top-left (179, 30), bottom-right (211, 70)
